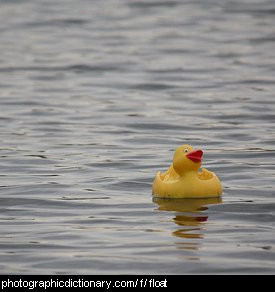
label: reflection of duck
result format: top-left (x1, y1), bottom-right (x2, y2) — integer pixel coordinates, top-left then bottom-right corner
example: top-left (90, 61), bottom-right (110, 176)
top-left (153, 197), bottom-right (222, 213)
top-left (152, 145), bottom-right (222, 198)
top-left (154, 197), bottom-right (222, 242)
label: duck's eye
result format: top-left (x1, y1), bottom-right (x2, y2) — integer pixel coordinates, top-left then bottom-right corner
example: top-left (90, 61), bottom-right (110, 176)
top-left (183, 148), bottom-right (189, 153)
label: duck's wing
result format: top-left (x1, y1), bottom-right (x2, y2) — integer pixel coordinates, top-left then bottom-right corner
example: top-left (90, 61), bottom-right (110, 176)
top-left (162, 165), bottom-right (179, 181)
top-left (198, 168), bottom-right (214, 180)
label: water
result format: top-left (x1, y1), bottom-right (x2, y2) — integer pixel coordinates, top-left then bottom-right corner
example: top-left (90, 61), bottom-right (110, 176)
top-left (0, 0), bottom-right (275, 274)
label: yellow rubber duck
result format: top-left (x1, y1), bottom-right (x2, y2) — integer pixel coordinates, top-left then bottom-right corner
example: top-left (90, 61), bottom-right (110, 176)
top-left (152, 144), bottom-right (222, 198)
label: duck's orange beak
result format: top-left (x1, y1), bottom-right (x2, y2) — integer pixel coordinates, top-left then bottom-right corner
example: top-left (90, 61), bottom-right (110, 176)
top-left (186, 150), bottom-right (203, 163)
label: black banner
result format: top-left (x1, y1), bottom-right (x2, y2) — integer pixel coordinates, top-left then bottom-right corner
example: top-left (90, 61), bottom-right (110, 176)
top-left (0, 276), bottom-right (169, 290)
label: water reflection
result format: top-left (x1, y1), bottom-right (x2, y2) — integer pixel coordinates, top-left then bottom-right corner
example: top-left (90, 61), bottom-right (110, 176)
top-left (154, 197), bottom-right (222, 250)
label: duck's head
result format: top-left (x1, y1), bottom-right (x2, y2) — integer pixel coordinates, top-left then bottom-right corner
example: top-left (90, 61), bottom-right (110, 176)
top-left (173, 144), bottom-right (203, 174)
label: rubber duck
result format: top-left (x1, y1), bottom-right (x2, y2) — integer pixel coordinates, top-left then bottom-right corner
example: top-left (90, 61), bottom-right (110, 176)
top-left (152, 144), bottom-right (222, 198)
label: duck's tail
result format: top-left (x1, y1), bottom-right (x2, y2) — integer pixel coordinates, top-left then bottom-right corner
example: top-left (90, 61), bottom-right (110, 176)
top-left (152, 171), bottom-right (163, 196)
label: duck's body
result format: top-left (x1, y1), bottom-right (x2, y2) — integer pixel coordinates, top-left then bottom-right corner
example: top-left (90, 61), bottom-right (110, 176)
top-left (152, 145), bottom-right (222, 198)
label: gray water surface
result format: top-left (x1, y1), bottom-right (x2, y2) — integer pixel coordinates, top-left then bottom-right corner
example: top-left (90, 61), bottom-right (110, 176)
top-left (1, 0), bottom-right (275, 274)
